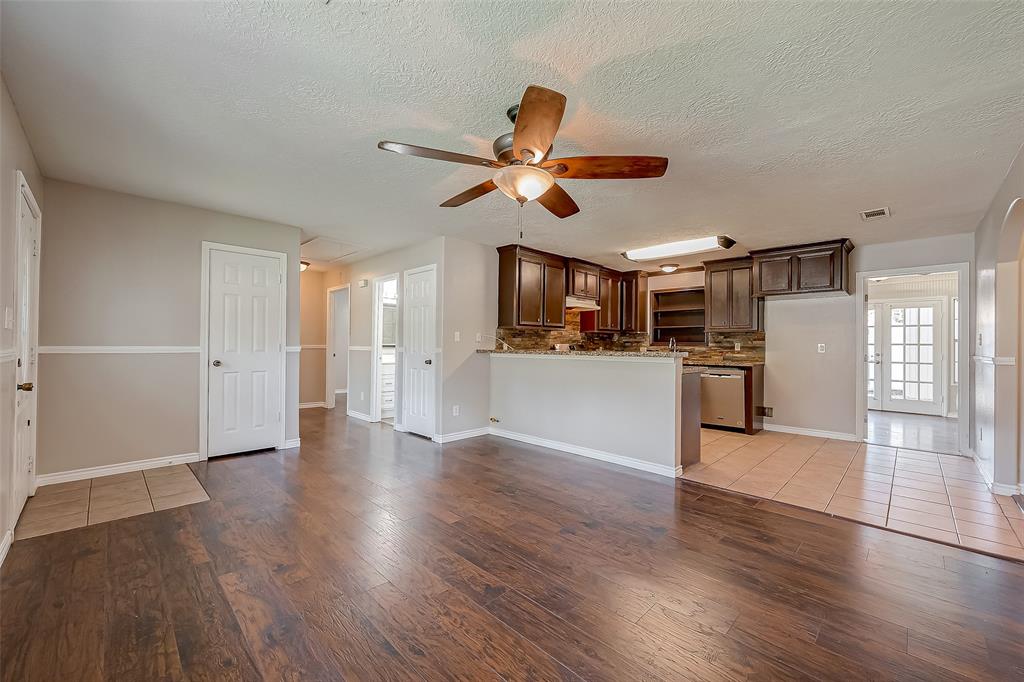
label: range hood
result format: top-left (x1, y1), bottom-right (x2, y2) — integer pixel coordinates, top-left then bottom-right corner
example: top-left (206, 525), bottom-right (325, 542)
top-left (565, 296), bottom-right (601, 311)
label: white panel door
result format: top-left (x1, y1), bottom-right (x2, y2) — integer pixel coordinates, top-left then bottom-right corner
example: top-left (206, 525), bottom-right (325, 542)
top-left (208, 250), bottom-right (283, 456)
top-left (12, 177), bottom-right (41, 522)
top-left (881, 301), bottom-right (944, 416)
top-left (866, 303), bottom-right (881, 411)
top-left (402, 267), bottom-right (436, 437)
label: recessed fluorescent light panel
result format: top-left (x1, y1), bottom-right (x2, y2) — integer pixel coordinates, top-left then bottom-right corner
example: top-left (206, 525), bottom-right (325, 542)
top-left (624, 236), bottom-right (734, 261)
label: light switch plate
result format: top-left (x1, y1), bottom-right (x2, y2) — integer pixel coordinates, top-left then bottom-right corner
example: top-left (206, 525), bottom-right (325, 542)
top-left (454, 331), bottom-right (461, 342)
top-left (817, 343), bottom-right (826, 353)
top-left (3, 306), bottom-right (12, 330)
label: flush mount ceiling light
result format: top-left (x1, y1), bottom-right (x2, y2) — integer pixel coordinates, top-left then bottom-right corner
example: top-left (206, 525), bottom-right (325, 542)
top-left (492, 164), bottom-right (555, 203)
top-left (659, 264), bottom-right (680, 273)
top-left (624, 236), bottom-right (735, 262)
top-left (300, 261), bottom-right (310, 272)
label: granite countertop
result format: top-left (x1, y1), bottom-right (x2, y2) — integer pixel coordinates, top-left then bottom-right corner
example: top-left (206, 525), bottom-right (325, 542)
top-left (477, 348), bottom-right (764, 367)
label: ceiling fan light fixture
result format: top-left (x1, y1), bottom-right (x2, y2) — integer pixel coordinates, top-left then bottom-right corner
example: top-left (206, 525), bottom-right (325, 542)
top-left (625, 236), bottom-right (732, 261)
top-left (659, 264), bottom-right (680, 273)
top-left (492, 164), bottom-right (554, 203)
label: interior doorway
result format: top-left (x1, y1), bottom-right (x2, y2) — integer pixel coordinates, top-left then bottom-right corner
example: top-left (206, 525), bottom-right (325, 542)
top-left (12, 172), bottom-right (42, 522)
top-left (325, 285), bottom-right (350, 410)
top-left (371, 275), bottom-right (399, 424)
top-left (862, 270), bottom-right (962, 454)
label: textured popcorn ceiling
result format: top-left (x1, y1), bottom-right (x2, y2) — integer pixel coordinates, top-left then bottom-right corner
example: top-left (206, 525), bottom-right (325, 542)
top-left (3, 1), bottom-right (1023, 268)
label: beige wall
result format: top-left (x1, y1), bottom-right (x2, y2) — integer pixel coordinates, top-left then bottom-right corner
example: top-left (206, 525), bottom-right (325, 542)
top-left (763, 232), bottom-right (975, 438)
top-left (441, 236), bottom-right (498, 436)
top-left (36, 180), bottom-right (302, 475)
top-left (299, 269), bottom-right (326, 404)
top-left (1, 72), bottom-right (45, 549)
top-left (972, 143), bottom-right (1024, 490)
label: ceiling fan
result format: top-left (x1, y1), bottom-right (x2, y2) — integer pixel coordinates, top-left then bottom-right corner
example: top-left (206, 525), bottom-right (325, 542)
top-left (377, 85), bottom-right (668, 219)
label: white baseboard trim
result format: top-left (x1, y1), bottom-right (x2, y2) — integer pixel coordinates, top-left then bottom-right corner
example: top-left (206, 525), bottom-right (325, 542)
top-left (991, 482), bottom-right (1023, 496)
top-left (299, 401), bottom-right (326, 409)
top-left (392, 423), bottom-right (409, 433)
top-left (489, 427), bottom-right (677, 478)
top-left (278, 438), bottom-right (301, 449)
top-left (35, 452), bottom-right (201, 487)
top-left (763, 423), bottom-right (860, 442)
top-left (347, 409), bottom-right (373, 423)
top-left (335, 389), bottom-right (348, 395)
top-left (433, 427), bottom-right (490, 444)
top-left (0, 530), bottom-right (12, 567)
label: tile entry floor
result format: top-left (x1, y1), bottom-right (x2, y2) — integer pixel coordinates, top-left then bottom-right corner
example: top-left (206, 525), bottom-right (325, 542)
top-left (685, 429), bottom-right (1024, 561)
top-left (13, 465), bottom-right (210, 541)
top-left (867, 409), bottom-right (960, 455)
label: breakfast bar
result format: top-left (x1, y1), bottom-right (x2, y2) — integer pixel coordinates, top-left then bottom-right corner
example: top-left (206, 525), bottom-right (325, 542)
top-left (483, 350), bottom-right (701, 477)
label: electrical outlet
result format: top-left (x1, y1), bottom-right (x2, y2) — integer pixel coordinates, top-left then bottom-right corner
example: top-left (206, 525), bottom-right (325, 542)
top-left (452, 405), bottom-right (460, 417)
top-left (475, 332), bottom-right (482, 342)
top-left (817, 343), bottom-right (826, 353)
top-left (454, 331), bottom-right (461, 342)
top-left (733, 342), bottom-right (741, 351)
top-left (2, 306), bottom-right (12, 330)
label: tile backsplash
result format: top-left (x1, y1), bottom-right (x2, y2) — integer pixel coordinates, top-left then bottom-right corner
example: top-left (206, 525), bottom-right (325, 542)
top-left (496, 315), bottom-right (765, 353)
top-left (496, 311), bottom-right (647, 351)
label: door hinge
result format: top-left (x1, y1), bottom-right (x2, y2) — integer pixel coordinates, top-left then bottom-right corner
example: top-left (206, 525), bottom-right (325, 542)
top-left (279, 273), bottom-right (284, 284)
top-left (27, 419), bottom-right (31, 427)
top-left (33, 240), bottom-right (39, 257)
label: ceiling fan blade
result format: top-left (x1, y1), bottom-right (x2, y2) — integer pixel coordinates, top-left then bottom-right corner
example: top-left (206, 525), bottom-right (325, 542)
top-left (378, 141), bottom-right (504, 168)
top-left (536, 183), bottom-right (579, 219)
top-left (440, 180), bottom-right (498, 207)
top-left (513, 85), bottom-right (566, 162)
top-left (542, 155), bottom-right (668, 179)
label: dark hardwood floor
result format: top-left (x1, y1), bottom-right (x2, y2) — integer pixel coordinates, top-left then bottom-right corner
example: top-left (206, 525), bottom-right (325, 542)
top-left (3, 407), bottom-right (1024, 681)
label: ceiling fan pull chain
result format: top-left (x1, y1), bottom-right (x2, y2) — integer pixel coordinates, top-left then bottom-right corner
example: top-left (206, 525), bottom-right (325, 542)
top-left (518, 201), bottom-right (524, 242)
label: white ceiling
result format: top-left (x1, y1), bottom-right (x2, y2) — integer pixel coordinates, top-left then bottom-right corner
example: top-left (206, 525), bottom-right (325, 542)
top-left (3, 1), bottom-right (1023, 270)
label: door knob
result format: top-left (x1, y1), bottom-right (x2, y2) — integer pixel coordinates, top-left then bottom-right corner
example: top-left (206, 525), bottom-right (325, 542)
top-left (424, 359), bottom-right (432, 365)
top-left (212, 360), bottom-right (223, 367)
top-left (16, 382), bottom-right (33, 391)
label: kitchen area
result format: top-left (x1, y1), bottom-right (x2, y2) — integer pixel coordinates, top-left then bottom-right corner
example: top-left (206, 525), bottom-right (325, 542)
top-left (480, 238), bottom-right (854, 477)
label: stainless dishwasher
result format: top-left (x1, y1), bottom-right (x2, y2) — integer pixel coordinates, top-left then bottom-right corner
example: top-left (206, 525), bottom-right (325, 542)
top-left (700, 368), bottom-right (746, 429)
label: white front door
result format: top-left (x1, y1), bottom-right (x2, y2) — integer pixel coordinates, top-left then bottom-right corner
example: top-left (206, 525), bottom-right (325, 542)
top-left (12, 174), bottom-right (41, 521)
top-left (402, 266), bottom-right (436, 437)
top-left (207, 249), bottom-right (284, 456)
top-left (866, 303), bottom-right (882, 411)
top-left (881, 301), bottom-right (944, 416)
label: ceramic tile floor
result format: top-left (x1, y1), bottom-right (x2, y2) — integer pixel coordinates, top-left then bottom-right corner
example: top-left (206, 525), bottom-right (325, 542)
top-left (685, 428), bottom-right (1024, 561)
top-left (13, 465), bottom-right (209, 541)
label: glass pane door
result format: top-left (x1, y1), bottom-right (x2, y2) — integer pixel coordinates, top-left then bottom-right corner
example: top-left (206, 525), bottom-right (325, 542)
top-left (881, 301), bottom-right (943, 415)
top-left (866, 304), bottom-right (881, 410)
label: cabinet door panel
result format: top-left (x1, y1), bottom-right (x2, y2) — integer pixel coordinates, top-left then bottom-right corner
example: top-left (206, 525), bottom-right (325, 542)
top-left (598, 273), bottom-right (622, 331)
top-left (708, 269), bottom-right (731, 329)
top-left (796, 249), bottom-right (837, 291)
top-left (517, 258), bottom-right (544, 326)
top-left (543, 262), bottom-right (566, 327)
top-left (757, 256), bottom-right (793, 295)
top-left (729, 266), bottom-right (753, 329)
top-left (585, 272), bottom-right (599, 299)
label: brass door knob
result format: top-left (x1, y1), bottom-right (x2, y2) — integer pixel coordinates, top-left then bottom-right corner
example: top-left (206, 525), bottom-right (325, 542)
top-left (17, 382), bottom-right (33, 391)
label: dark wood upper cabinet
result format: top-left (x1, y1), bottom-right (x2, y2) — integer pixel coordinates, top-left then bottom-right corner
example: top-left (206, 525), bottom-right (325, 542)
top-left (497, 245), bottom-right (567, 329)
top-left (750, 239), bottom-right (854, 297)
top-left (543, 259), bottom-right (566, 327)
top-left (567, 260), bottom-right (600, 300)
top-left (597, 270), bottom-right (622, 331)
top-left (621, 271), bottom-right (649, 333)
top-left (704, 257), bottom-right (760, 332)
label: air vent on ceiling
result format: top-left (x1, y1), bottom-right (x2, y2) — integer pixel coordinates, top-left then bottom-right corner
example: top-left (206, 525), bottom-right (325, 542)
top-left (859, 207), bottom-right (891, 221)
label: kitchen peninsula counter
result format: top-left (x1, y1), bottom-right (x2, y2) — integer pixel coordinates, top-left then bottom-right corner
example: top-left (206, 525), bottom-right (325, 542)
top-left (485, 351), bottom-right (701, 477)
top-left (477, 348), bottom-right (764, 368)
